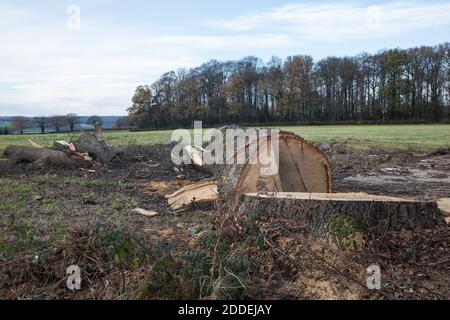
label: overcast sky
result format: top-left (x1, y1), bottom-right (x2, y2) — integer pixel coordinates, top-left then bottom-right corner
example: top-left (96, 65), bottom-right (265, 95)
top-left (1, 0), bottom-right (449, 116)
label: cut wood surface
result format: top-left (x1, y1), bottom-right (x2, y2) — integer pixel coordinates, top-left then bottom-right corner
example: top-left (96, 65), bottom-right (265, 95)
top-left (237, 192), bottom-right (445, 233)
top-left (95, 122), bottom-right (104, 142)
top-left (191, 126), bottom-right (332, 208)
top-left (165, 180), bottom-right (218, 211)
top-left (53, 140), bottom-right (71, 151)
top-left (132, 208), bottom-right (160, 217)
top-left (249, 192), bottom-right (420, 201)
top-left (437, 198), bottom-right (450, 216)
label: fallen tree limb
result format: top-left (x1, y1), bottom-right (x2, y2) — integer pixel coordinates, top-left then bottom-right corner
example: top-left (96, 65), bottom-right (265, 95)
top-left (5, 131), bottom-right (116, 168)
top-left (237, 192), bottom-right (445, 233)
top-left (131, 208), bottom-right (160, 217)
top-left (4, 145), bottom-right (89, 168)
top-left (72, 132), bottom-right (115, 163)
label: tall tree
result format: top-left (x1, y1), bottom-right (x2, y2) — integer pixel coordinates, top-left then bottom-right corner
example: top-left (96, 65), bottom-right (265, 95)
top-left (49, 115), bottom-right (67, 133)
top-left (11, 116), bottom-right (29, 134)
top-left (86, 115), bottom-right (103, 126)
top-left (128, 43), bottom-right (450, 128)
top-left (34, 116), bottom-right (48, 134)
top-left (65, 114), bottom-right (80, 132)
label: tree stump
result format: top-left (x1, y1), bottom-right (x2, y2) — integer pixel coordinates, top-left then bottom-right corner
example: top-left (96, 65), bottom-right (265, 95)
top-left (198, 126), bottom-right (332, 208)
top-left (237, 192), bottom-right (445, 233)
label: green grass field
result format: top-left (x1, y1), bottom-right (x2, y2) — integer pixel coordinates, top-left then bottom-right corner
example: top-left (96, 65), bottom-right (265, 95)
top-left (0, 125), bottom-right (449, 157)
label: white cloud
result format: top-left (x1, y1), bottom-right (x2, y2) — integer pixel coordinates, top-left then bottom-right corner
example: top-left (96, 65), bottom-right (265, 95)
top-left (1, 1), bottom-right (449, 116)
top-left (145, 34), bottom-right (291, 48)
top-left (0, 3), bottom-right (293, 116)
top-left (209, 2), bottom-right (450, 41)
top-left (0, 6), bottom-right (202, 115)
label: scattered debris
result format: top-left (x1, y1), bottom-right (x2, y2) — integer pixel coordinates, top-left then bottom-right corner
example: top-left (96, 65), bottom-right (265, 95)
top-left (159, 227), bottom-right (176, 238)
top-left (1, 135), bottom-right (449, 300)
top-left (165, 180), bottom-right (218, 211)
top-left (32, 194), bottom-right (43, 201)
top-left (131, 208), bottom-right (160, 217)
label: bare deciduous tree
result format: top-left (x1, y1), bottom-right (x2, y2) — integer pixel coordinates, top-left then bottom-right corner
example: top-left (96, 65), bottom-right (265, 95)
top-left (49, 115), bottom-right (67, 133)
top-left (65, 113), bottom-right (80, 132)
top-left (11, 116), bottom-right (29, 134)
top-left (87, 115), bottom-right (103, 126)
top-left (128, 43), bottom-right (450, 128)
top-left (34, 116), bottom-right (49, 134)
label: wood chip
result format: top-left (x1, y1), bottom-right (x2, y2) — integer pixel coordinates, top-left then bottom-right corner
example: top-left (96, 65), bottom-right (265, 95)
top-left (437, 198), bottom-right (450, 216)
top-left (132, 208), bottom-right (160, 217)
top-left (165, 180), bottom-right (218, 211)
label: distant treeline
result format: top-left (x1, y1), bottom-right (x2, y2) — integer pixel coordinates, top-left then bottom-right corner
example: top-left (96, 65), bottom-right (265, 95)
top-left (0, 115), bottom-right (130, 135)
top-left (128, 43), bottom-right (450, 129)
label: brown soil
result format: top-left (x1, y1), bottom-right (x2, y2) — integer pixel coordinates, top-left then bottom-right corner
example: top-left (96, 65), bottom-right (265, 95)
top-left (324, 144), bottom-right (450, 200)
top-left (0, 143), bottom-right (448, 300)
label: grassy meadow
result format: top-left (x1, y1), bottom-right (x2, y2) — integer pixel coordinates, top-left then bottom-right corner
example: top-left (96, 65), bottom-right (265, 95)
top-left (0, 124), bottom-right (449, 157)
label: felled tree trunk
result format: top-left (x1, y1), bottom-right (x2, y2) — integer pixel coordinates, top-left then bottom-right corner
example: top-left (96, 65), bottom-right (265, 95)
top-left (237, 192), bottom-right (445, 233)
top-left (198, 126), bottom-right (333, 208)
top-left (4, 145), bottom-right (88, 168)
top-left (73, 132), bottom-right (115, 163)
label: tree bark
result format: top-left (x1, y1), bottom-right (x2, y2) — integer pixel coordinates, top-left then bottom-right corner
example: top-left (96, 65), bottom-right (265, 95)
top-left (237, 192), bottom-right (445, 233)
top-left (4, 146), bottom-right (88, 168)
top-left (73, 132), bottom-right (115, 163)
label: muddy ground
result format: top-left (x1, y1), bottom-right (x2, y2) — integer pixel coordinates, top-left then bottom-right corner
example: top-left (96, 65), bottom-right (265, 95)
top-left (325, 143), bottom-right (450, 200)
top-left (0, 143), bottom-right (449, 299)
